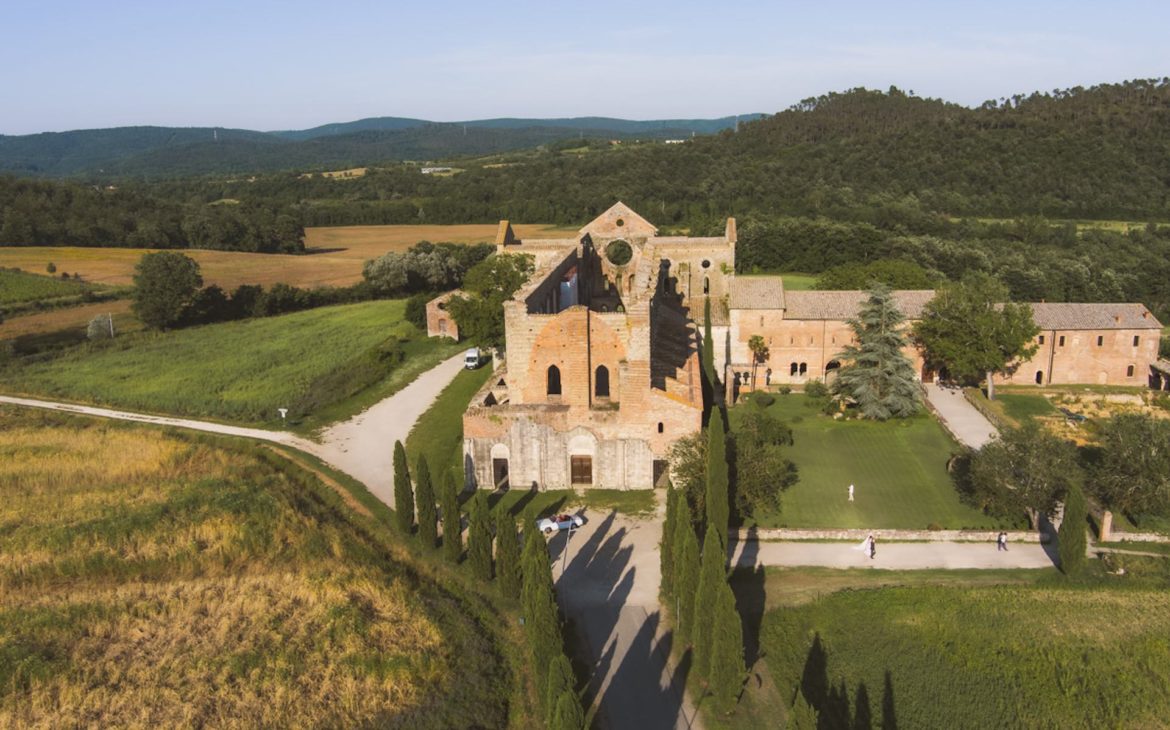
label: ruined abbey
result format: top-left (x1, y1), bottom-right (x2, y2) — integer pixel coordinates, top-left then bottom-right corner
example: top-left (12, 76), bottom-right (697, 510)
top-left (427, 203), bottom-right (1164, 491)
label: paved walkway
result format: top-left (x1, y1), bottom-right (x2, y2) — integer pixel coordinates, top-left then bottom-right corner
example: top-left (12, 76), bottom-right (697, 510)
top-left (923, 382), bottom-right (998, 449)
top-left (549, 507), bottom-right (702, 730)
top-left (731, 537), bottom-right (1057, 570)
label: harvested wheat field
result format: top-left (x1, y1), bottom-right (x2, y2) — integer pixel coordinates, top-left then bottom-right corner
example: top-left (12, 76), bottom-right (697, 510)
top-left (0, 408), bottom-right (515, 728)
top-left (0, 223), bottom-right (576, 290)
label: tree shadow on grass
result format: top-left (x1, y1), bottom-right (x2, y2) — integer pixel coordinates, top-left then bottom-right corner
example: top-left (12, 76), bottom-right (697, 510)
top-left (800, 633), bottom-right (897, 730)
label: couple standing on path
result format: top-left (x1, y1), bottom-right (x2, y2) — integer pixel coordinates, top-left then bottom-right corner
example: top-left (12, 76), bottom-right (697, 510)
top-left (855, 533), bottom-right (876, 560)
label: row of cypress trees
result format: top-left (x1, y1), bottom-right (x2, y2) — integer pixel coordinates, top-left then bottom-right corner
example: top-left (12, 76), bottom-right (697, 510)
top-left (392, 440), bottom-right (583, 727)
top-left (660, 409), bottom-right (747, 716)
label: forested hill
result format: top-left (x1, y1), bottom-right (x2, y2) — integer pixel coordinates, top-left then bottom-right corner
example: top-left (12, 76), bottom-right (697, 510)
top-left (0, 115), bottom-right (760, 178)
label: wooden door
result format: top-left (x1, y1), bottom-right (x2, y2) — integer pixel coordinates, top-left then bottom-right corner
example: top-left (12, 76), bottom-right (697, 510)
top-left (570, 456), bottom-right (592, 485)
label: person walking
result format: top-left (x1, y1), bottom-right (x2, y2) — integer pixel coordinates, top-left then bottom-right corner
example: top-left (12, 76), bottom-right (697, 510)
top-left (868, 533), bottom-right (876, 560)
top-left (848, 484), bottom-right (855, 502)
top-left (997, 532), bottom-right (1008, 551)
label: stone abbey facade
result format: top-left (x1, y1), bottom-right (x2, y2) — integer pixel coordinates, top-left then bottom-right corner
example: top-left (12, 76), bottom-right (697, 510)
top-left (442, 203), bottom-right (1163, 491)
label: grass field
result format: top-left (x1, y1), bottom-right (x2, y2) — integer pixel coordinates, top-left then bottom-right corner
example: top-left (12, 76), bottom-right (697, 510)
top-left (0, 223), bottom-right (577, 290)
top-left (0, 268), bottom-right (96, 305)
top-left (0, 299), bottom-right (136, 341)
top-left (0, 408), bottom-right (519, 728)
top-left (732, 395), bottom-right (1004, 529)
top-left (760, 568), bottom-right (1170, 728)
top-left (779, 273), bottom-right (817, 291)
top-left (998, 392), bottom-right (1057, 423)
top-left (1, 300), bottom-right (445, 424)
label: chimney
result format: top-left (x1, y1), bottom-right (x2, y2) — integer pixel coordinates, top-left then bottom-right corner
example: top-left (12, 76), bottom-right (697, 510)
top-left (1142, 310), bottom-right (1149, 319)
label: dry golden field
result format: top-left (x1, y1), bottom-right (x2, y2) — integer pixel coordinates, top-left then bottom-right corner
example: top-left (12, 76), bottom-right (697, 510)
top-left (0, 408), bottom-right (515, 727)
top-left (0, 223), bottom-right (576, 290)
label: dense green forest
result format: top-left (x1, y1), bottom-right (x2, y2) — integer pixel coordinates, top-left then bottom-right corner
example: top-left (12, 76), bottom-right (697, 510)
top-left (2, 80), bottom-right (1170, 315)
top-left (0, 115), bottom-right (756, 178)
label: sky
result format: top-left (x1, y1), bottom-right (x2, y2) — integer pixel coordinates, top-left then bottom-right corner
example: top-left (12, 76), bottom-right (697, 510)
top-left (1, 0), bottom-right (1167, 135)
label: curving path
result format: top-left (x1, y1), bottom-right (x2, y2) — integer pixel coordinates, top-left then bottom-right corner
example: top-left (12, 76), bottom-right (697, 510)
top-left (0, 352), bottom-right (467, 509)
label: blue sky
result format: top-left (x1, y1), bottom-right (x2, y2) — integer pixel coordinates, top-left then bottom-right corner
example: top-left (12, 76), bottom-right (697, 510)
top-left (1, 0), bottom-right (1167, 134)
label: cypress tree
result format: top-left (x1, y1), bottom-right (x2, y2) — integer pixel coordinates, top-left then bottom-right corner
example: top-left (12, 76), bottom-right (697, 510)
top-left (392, 440), bottom-right (414, 534)
top-left (832, 283), bottom-right (922, 419)
top-left (414, 456), bottom-right (437, 549)
top-left (1059, 481), bottom-right (1088, 575)
top-left (520, 516), bottom-right (560, 703)
top-left (440, 472), bottom-right (462, 564)
top-left (705, 413), bottom-right (729, 548)
top-left (671, 511), bottom-right (701, 647)
top-left (660, 483), bottom-right (679, 600)
top-left (692, 528), bottom-right (726, 680)
top-left (702, 296), bottom-right (715, 383)
top-left (551, 689), bottom-right (585, 730)
top-left (787, 693), bottom-right (819, 729)
top-left (495, 508), bottom-right (522, 598)
top-left (468, 490), bottom-right (493, 580)
top-left (707, 576), bottom-right (746, 714)
top-left (544, 654), bottom-right (575, 726)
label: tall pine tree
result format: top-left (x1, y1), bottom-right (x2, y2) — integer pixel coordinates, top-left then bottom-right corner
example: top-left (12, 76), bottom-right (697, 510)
top-left (660, 483), bottom-right (679, 599)
top-left (414, 456), bottom-right (437, 549)
top-left (520, 512), bottom-right (561, 704)
top-left (440, 472), bottom-right (462, 564)
top-left (692, 528), bottom-right (726, 680)
top-left (705, 413), bottom-right (729, 548)
top-left (468, 490), bottom-right (493, 580)
top-left (831, 284), bottom-right (922, 420)
top-left (495, 509), bottom-right (522, 598)
top-left (1059, 481), bottom-right (1088, 575)
top-left (707, 576), bottom-right (746, 714)
top-left (392, 440), bottom-right (414, 534)
top-left (671, 512), bottom-right (701, 648)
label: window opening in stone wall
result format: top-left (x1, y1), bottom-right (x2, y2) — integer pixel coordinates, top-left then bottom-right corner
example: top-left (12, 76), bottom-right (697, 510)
top-left (438, 319), bottom-right (447, 335)
top-left (1039, 335), bottom-right (1045, 345)
top-left (595, 366), bottom-right (610, 398)
top-left (790, 362), bottom-right (798, 376)
top-left (703, 276), bottom-right (710, 294)
top-left (547, 365), bottom-right (562, 396)
top-left (1059, 335), bottom-right (1065, 347)
top-left (657, 422), bottom-right (664, 433)
top-left (1035, 370), bottom-right (1044, 384)
top-left (1134, 335), bottom-right (1141, 346)
top-left (701, 259), bottom-right (711, 269)
top-left (606, 240), bottom-right (632, 265)
top-left (1097, 335), bottom-right (1104, 346)
top-left (1127, 364), bottom-right (1135, 377)
top-left (799, 362), bottom-right (808, 376)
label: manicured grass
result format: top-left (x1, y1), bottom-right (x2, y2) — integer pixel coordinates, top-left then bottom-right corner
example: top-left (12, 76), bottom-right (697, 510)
top-left (2, 300), bottom-right (437, 425)
top-left (405, 364), bottom-right (495, 483)
top-left (997, 393), bottom-right (1057, 422)
top-left (760, 573), bottom-right (1170, 728)
top-left (485, 488), bottom-right (657, 520)
top-left (0, 268), bottom-right (93, 305)
top-left (779, 273), bottom-right (817, 291)
top-left (731, 395), bottom-right (1004, 529)
top-left (0, 408), bottom-right (519, 728)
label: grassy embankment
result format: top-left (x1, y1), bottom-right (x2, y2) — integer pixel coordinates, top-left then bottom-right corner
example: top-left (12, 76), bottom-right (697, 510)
top-left (0, 407), bottom-right (535, 728)
top-left (404, 365), bottom-right (656, 516)
top-left (1, 300), bottom-right (462, 428)
top-left (754, 563), bottom-right (1170, 729)
top-left (730, 393), bottom-right (1005, 529)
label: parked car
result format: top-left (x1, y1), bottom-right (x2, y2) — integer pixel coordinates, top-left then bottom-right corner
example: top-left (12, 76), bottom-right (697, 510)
top-left (537, 513), bottom-right (584, 535)
top-left (464, 348), bottom-right (481, 369)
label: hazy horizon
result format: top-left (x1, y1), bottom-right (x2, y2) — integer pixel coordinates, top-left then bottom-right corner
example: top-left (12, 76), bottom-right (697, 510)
top-left (3, 0), bottom-right (1167, 135)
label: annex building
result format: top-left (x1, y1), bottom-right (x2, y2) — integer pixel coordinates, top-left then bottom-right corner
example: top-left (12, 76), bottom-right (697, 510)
top-left (436, 203), bottom-right (1164, 492)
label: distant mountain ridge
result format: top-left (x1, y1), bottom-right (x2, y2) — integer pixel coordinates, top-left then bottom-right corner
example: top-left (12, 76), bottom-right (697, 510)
top-left (0, 114), bottom-right (765, 178)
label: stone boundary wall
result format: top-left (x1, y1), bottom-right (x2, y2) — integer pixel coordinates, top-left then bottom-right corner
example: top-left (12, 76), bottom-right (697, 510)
top-left (1104, 531), bottom-right (1170, 543)
top-left (733, 527), bottom-right (1051, 543)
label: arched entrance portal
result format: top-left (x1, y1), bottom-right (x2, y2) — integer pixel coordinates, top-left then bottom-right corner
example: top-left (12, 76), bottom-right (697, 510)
top-left (490, 443), bottom-right (510, 490)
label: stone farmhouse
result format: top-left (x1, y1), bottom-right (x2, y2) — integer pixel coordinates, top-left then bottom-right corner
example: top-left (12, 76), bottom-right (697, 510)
top-left (432, 203), bottom-right (1163, 491)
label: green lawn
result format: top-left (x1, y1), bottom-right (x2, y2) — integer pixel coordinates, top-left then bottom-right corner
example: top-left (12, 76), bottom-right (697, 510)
top-left (732, 395), bottom-right (1004, 529)
top-left (760, 572), bottom-right (1170, 728)
top-left (2, 300), bottom-right (446, 425)
top-left (780, 273), bottom-right (817, 291)
top-left (406, 364), bottom-right (494, 483)
top-left (997, 393), bottom-right (1057, 423)
top-left (0, 268), bottom-right (91, 305)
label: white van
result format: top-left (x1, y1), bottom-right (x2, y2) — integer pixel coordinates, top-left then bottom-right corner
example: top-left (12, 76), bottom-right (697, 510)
top-left (464, 348), bottom-right (481, 369)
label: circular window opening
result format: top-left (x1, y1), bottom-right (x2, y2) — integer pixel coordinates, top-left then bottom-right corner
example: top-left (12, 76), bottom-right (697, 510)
top-left (701, 259), bottom-right (711, 269)
top-left (615, 218), bottom-right (625, 227)
top-left (606, 240), bottom-right (633, 265)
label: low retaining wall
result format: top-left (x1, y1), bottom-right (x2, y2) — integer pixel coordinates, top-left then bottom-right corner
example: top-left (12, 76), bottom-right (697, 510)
top-left (733, 527), bottom-right (1051, 543)
top-left (1104, 532), bottom-right (1169, 543)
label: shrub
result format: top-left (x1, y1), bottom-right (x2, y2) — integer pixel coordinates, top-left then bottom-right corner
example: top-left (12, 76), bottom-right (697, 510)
top-left (753, 392), bottom-right (776, 407)
top-left (805, 379), bottom-right (829, 398)
top-left (46, 262), bottom-right (56, 273)
top-left (405, 292), bottom-right (432, 331)
top-left (779, 385), bottom-right (792, 395)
